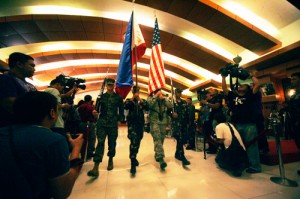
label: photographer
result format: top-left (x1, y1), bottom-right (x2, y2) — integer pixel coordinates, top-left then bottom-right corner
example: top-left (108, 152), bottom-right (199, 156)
top-left (221, 69), bottom-right (262, 174)
top-left (44, 78), bottom-right (77, 138)
top-left (214, 112), bottom-right (248, 177)
top-left (198, 88), bottom-right (223, 154)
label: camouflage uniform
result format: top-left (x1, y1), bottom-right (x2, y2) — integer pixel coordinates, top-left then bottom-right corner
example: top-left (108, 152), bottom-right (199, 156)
top-left (147, 95), bottom-right (173, 161)
top-left (186, 102), bottom-right (196, 148)
top-left (93, 92), bottom-right (124, 163)
top-left (171, 99), bottom-right (188, 159)
top-left (125, 98), bottom-right (149, 159)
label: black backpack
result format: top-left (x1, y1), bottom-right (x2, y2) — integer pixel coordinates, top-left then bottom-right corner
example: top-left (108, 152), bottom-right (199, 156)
top-left (215, 123), bottom-right (249, 171)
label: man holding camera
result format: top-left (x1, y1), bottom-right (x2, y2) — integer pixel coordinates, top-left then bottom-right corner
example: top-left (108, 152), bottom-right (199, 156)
top-left (44, 78), bottom-right (77, 138)
top-left (199, 88), bottom-right (223, 154)
top-left (221, 70), bottom-right (262, 174)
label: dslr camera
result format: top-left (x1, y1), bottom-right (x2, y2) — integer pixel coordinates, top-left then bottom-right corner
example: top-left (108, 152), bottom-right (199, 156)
top-left (197, 88), bottom-right (208, 101)
top-left (219, 62), bottom-right (250, 80)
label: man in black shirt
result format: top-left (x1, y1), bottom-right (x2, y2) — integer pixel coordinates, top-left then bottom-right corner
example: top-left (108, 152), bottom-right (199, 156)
top-left (222, 73), bottom-right (262, 174)
top-left (286, 72), bottom-right (300, 176)
top-left (200, 88), bottom-right (223, 154)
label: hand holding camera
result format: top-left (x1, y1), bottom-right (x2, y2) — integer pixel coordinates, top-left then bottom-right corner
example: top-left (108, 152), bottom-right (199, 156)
top-left (219, 62), bottom-right (250, 80)
top-left (67, 133), bottom-right (84, 153)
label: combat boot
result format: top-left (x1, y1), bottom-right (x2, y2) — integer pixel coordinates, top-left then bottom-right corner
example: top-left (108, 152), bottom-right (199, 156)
top-left (131, 158), bottom-right (139, 167)
top-left (175, 152), bottom-right (182, 161)
top-left (159, 158), bottom-right (167, 170)
top-left (181, 156), bottom-right (190, 165)
top-left (130, 165), bottom-right (136, 175)
top-left (107, 157), bottom-right (114, 170)
top-left (87, 169), bottom-right (99, 177)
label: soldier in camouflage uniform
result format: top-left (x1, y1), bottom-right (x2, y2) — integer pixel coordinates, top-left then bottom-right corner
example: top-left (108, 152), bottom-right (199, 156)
top-left (170, 88), bottom-right (190, 165)
top-left (124, 86), bottom-right (149, 175)
top-left (87, 78), bottom-right (124, 177)
top-left (186, 97), bottom-right (196, 150)
top-left (147, 89), bottom-right (173, 170)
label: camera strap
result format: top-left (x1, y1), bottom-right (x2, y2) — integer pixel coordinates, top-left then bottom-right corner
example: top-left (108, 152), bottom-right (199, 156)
top-left (229, 75), bottom-right (239, 91)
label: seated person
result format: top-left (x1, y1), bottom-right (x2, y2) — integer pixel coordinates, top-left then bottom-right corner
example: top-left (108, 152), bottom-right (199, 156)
top-left (214, 112), bottom-right (249, 177)
top-left (0, 91), bottom-right (84, 199)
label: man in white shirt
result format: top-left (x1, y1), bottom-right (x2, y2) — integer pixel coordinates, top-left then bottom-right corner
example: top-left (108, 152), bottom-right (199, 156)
top-left (214, 112), bottom-right (248, 177)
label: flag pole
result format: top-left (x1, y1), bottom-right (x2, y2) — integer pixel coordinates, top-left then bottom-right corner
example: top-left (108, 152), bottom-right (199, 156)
top-left (132, 0), bottom-right (138, 87)
top-left (169, 76), bottom-right (175, 113)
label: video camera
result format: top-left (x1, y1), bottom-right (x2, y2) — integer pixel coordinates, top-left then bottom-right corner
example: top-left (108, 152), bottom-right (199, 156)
top-left (219, 62), bottom-right (249, 81)
top-left (197, 88), bottom-right (208, 101)
top-left (56, 74), bottom-right (86, 93)
top-left (219, 56), bottom-right (252, 91)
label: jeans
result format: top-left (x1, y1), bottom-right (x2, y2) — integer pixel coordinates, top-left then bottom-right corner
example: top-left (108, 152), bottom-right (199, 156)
top-left (235, 123), bottom-right (261, 171)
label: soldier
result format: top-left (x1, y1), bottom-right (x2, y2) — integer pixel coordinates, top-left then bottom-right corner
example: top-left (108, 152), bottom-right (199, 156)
top-left (186, 97), bottom-right (196, 150)
top-left (124, 86), bottom-right (149, 175)
top-left (147, 89), bottom-right (173, 170)
top-left (87, 78), bottom-right (124, 177)
top-left (170, 88), bottom-right (190, 165)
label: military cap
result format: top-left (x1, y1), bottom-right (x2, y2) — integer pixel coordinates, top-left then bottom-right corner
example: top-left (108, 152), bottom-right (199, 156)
top-left (175, 88), bottom-right (183, 93)
top-left (132, 85), bottom-right (140, 93)
top-left (106, 78), bottom-right (115, 85)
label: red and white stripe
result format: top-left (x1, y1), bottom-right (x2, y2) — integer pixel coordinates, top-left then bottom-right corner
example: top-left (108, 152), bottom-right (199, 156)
top-left (148, 43), bottom-right (165, 94)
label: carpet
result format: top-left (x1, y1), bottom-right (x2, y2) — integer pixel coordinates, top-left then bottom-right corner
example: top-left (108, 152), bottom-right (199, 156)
top-left (260, 140), bottom-right (300, 166)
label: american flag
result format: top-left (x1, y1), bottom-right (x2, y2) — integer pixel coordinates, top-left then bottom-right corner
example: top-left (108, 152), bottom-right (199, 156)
top-left (148, 18), bottom-right (165, 94)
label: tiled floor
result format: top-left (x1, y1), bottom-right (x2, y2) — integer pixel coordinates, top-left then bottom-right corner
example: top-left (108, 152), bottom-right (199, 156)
top-left (69, 126), bottom-right (300, 199)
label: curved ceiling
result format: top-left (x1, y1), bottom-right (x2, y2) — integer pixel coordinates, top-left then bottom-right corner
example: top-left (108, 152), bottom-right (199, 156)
top-left (0, 0), bottom-right (300, 100)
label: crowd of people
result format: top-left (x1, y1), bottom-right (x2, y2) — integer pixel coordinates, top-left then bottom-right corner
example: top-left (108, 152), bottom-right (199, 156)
top-left (0, 52), bottom-right (299, 198)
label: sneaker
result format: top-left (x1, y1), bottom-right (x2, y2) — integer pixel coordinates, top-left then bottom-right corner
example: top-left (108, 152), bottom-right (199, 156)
top-left (87, 169), bottom-right (99, 177)
top-left (246, 168), bottom-right (261, 174)
top-left (181, 156), bottom-right (191, 165)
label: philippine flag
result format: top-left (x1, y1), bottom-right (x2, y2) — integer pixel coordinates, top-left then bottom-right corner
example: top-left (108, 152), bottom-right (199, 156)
top-left (116, 11), bottom-right (146, 99)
